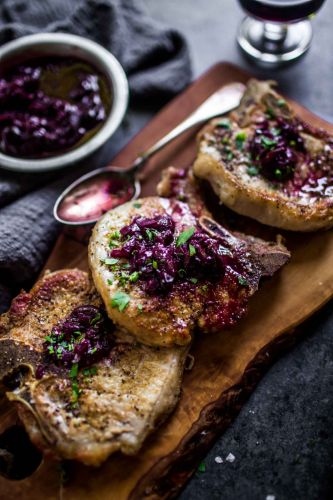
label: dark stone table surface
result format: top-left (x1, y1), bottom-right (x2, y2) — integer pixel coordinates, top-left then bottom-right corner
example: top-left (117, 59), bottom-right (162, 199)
top-left (140, 2), bottom-right (333, 500)
top-left (0, 1), bottom-right (332, 499)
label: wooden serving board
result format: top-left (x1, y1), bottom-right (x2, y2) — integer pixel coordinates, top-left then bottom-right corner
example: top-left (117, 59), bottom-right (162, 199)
top-left (1, 62), bottom-right (333, 500)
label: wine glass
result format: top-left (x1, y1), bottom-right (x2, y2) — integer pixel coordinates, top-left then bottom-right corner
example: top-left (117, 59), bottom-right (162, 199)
top-left (237, 0), bottom-right (326, 66)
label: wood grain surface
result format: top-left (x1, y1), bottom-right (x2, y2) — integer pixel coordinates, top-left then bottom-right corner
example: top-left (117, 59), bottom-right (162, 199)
top-left (1, 62), bottom-right (333, 500)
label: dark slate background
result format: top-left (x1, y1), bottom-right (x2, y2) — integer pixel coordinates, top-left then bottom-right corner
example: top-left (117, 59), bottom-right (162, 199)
top-left (141, 1), bottom-right (333, 499)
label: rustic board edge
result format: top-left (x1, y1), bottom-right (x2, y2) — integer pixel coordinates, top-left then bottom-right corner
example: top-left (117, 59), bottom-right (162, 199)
top-left (130, 304), bottom-right (330, 500)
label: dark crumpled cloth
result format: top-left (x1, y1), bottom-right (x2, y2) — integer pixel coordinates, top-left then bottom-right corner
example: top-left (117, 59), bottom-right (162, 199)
top-left (0, 0), bottom-right (192, 312)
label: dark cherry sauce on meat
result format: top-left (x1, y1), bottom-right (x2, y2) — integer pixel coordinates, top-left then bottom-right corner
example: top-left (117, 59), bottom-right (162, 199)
top-left (108, 211), bottom-right (252, 330)
top-left (110, 213), bottom-right (233, 294)
top-left (40, 305), bottom-right (113, 373)
top-left (213, 115), bottom-right (333, 199)
top-left (0, 57), bottom-right (111, 158)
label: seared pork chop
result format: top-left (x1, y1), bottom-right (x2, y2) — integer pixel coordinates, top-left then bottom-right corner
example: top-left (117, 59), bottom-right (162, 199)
top-left (193, 79), bottom-right (333, 231)
top-left (0, 270), bottom-right (187, 466)
top-left (89, 195), bottom-right (290, 348)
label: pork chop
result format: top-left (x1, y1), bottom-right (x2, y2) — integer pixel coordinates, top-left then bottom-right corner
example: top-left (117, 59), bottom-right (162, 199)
top-left (89, 194), bottom-right (290, 348)
top-left (0, 270), bottom-right (187, 466)
top-left (193, 79), bottom-right (333, 231)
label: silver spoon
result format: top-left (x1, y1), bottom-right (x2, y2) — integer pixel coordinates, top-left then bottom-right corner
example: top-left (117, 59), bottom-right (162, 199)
top-left (54, 82), bottom-right (245, 226)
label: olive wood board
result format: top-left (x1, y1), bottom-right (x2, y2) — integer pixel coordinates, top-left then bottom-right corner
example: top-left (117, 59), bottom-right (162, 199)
top-left (1, 62), bottom-right (333, 500)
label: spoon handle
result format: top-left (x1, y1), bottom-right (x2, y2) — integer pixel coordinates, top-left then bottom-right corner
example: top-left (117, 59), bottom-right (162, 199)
top-left (131, 82), bottom-right (245, 171)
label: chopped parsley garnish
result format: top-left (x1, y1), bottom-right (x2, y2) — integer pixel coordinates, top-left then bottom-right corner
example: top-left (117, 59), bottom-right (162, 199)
top-left (190, 277), bottom-right (198, 284)
top-left (119, 271), bottom-right (130, 286)
top-left (178, 268), bottom-right (186, 278)
top-left (107, 278), bottom-right (113, 285)
top-left (146, 228), bottom-right (155, 241)
top-left (227, 151), bottom-right (234, 160)
top-left (176, 227), bottom-right (195, 247)
top-left (216, 118), bottom-right (231, 129)
top-left (271, 127), bottom-right (281, 136)
top-left (105, 258), bottom-right (119, 266)
top-left (111, 291), bottom-right (130, 312)
top-left (198, 462), bottom-right (206, 473)
top-left (109, 231), bottom-right (121, 247)
top-left (90, 312), bottom-right (102, 325)
top-left (274, 168), bottom-right (283, 180)
top-left (247, 165), bottom-right (259, 176)
top-left (152, 260), bottom-right (158, 270)
top-left (189, 244), bottom-right (196, 256)
top-left (277, 98), bottom-right (286, 107)
top-left (235, 131), bottom-right (247, 150)
top-left (111, 230), bottom-right (121, 239)
top-left (71, 381), bottom-right (80, 405)
top-left (238, 275), bottom-right (249, 287)
top-left (261, 136), bottom-right (277, 149)
top-left (82, 367), bottom-right (97, 377)
top-left (129, 271), bottom-right (140, 282)
top-left (69, 362), bottom-right (78, 379)
top-left (266, 107), bottom-right (276, 118)
top-left (133, 202), bottom-right (142, 208)
top-left (137, 304), bottom-right (143, 313)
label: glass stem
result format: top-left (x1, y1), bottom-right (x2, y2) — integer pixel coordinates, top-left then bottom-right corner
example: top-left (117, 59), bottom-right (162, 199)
top-left (263, 22), bottom-right (288, 44)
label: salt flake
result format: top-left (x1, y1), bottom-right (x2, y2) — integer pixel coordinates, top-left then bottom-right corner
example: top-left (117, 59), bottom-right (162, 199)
top-left (226, 452), bottom-right (235, 462)
top-left (215, 456), bottom-right (223, 464)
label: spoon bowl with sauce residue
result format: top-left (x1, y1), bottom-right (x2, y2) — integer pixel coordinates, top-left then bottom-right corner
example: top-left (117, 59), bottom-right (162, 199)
top-left (54, 82), bottom-right (246, 227)
top-left (54, 167), bottom-right (140, 225)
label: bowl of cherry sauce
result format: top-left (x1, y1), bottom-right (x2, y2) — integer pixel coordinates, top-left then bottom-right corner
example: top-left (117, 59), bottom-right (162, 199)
top-left (0, 33), bottom-right (128, 172)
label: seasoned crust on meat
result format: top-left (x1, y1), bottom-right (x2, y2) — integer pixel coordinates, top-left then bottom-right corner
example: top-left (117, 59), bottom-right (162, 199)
top-left (193, 79), bottom-right (333, 231)
top-left (0, 269), bottom-right (187, 466)
top-left (8, 343), bottom-right (187, 466)
top-left (89, 196), bottom-right (204, 347)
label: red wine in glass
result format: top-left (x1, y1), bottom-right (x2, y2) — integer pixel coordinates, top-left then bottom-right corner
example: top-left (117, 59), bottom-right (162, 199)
top-left (239, 0), bottom-right (326, 23)
top-left (237, 0), bottom-right (326, 65)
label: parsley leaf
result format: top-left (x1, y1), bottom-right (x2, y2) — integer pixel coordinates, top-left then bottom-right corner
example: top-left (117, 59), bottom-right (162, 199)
top-left (216, 118), bottom-right (231, 129)
top-left (238, 275), bottom-right (249, 287)
top-left (176, 227), bottom-right (195, 247)
top-left (247, 165), bottom-right (259, 176)
top-left (69, 363), bottom-right (78, 379)
top-left (189, 244), bottom-right (196, 256)
top-left (137, 304), bottom-right (143, 313)
top-left (71, 380), bottom-right (80, 404)
top-left (109, 231), bottom-right (121, 248)
top-left (190, 277), bottom-right (198, 284)
top-left (235, 131), bottom-right (246, 150)
top-left (105, 258), bottom-right (119, 266)
top-left (261, 136), bottom-right (277, 149)
top-left (90, 312), bottom-right (102, 325)
top-left (146, 229), bottom-right (155, 241)
top-left (111, 291), bottom-right (130, 312)
top-left (129, 271), bottom-right (140, 282)
top-left (277, 98), bottom-right (286, 107)
top-left (198, 462), bottom-right (206, 473)
top-left (133, 202), bottom-right (142, 209)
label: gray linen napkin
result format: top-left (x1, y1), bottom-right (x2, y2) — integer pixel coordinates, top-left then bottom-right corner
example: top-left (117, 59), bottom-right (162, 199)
top-left (0, 0), bottom-right (192, 312)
